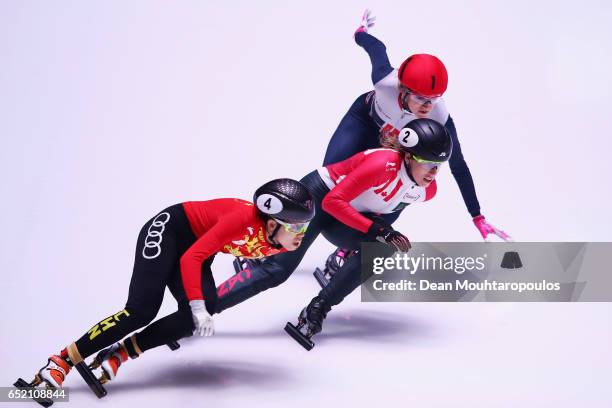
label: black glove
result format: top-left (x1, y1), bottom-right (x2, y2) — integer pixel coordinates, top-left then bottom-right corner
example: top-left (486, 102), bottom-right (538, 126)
top-left (367, 222), bottom-right (411, 252)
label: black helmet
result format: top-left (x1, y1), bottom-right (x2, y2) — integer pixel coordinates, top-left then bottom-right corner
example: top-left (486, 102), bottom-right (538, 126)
top-left (253, 178), bottom-right (315, 223)
top-left (398, 118), bottom-right (453, 162)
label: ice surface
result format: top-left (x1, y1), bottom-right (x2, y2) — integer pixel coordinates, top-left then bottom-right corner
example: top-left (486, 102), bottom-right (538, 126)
top-left (1, 1), bottom-right (611, 406)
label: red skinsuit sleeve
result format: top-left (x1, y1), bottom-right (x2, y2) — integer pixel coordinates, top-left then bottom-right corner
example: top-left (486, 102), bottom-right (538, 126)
top-left (322, 151), bottom-right (399, 233)
top-left (180, 209), bottom-right (250, 301)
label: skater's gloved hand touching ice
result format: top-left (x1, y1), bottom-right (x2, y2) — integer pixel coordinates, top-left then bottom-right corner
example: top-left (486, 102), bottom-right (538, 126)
top-left (472, 215), bottom-right (513, 242)
top-left (368, 222), bottom-right (411, 252)
top-left (355, 9), bottom-right (376, 35)
top-left (189, 300), bottom-right (215, 337)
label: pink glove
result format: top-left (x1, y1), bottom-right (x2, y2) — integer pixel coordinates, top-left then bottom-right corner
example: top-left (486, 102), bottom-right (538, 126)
top-left (355, 9), bottom-right (376, 35)
top-left (473, 215), bottom-right (513, 242)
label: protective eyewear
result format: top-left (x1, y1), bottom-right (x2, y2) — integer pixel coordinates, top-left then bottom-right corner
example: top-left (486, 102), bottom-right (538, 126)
top-left (400, 86), bottom-right (442, 105)
top-left (275, 219), bottom-right (310, 234)
top-left (410, 155), bottom-right (445, 170)
top-left (409, 93), bottom-right (442, 105)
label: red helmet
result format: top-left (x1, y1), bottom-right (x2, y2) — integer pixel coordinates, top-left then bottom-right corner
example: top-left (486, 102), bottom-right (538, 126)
top-left (398, 54), bottom-right (448, 97)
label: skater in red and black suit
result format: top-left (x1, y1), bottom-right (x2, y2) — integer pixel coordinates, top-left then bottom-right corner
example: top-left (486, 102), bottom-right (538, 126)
top-left (28, 179), bottom-right (314, 389)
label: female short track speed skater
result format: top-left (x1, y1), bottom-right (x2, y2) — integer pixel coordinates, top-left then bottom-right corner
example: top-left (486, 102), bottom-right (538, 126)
top-left (323, 10), bottom-right (512, 242)
top-left (286, 119), bottom-right (454, 349)
top-left (213, 119), bottom-right (451, 330)
top-left (16, 179), bottom-right (314, 397)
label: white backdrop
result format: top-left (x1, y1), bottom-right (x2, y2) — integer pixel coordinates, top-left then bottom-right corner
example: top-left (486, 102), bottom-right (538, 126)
top-left (1, 1), bottom-right (611, 407)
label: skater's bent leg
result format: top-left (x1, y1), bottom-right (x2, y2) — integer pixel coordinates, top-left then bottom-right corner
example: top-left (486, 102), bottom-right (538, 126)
top-left (319, 219), bottom-right (394, 307)
top-left (71, 262), bottom-right (171, 360)
top-left (74, 307), bottom-right (192, 383)
top-left (319, 242), bottom-right (395, 306)
top-left (132, 304), bottom-right (194, 353)
top-left (319, 254), bottom-right (364, 306)
top-left (69, 208), bottom-right (186, 361)
top-left (127, 274), bottom-right (200, 354)
top-left (215, 250), bottom-right (306, 313)
top-left (71, 282), bottom-right (169, 361)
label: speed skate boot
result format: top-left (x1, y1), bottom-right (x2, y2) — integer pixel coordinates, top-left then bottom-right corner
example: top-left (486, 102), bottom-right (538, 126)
top-left (88, 342), bottom-right (130, 384)
top-left (233, 257), bottom-right (262, 273)
top-left (38, 355), bottom-right (72, 388)
top-left (13, 354), bottom-right (72, 407)
top-left (313, 248), bottom-right (358, 288)
top-left (284, 296), bottom-right (332, 351)
top-left (62, 339), bottom-right (176, 401)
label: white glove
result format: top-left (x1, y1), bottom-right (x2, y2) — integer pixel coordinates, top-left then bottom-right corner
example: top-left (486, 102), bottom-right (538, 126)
top-left (189, 300), bottom-right (215, 337)
top-left (355, 9), bottom-right (376, 34)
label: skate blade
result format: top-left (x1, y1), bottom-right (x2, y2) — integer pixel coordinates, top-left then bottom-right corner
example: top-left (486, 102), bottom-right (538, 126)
top-left (284, 323), bottom-right (315, 351)
top-left (313, 267), bottom-right (329, 289)
top-left (167, 341), bottom-right (180, 351)
top-left (75, 361), bottom-right (107, 399)
top-left (14, 378), bottom-right (54, 407)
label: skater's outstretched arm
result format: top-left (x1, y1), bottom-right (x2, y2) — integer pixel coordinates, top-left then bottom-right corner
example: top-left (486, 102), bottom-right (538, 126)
top-left (353, 10), bottom-right (392, 85)
top-left (445, 115), bottom-right (481, 217)
top-left (355, 31), bottom-right (393, 85)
